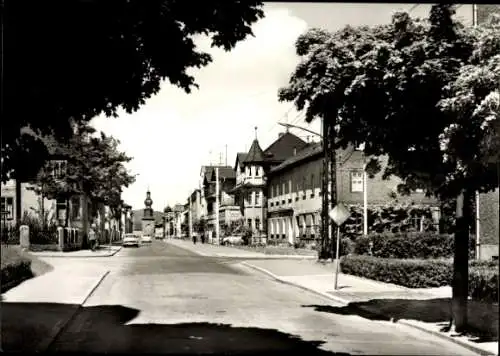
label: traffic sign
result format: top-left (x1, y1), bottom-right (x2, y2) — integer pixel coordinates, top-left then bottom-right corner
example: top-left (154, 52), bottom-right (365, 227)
top-left (329, 203), bottom-right (350, 226)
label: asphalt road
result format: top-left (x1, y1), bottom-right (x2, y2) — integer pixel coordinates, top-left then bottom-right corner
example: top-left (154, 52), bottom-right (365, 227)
top-left (45, 240), bottom-right (478, 355)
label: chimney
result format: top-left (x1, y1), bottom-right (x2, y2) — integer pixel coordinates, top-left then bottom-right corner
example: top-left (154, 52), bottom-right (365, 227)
top-left (278, 132), bottom-right (285, 138)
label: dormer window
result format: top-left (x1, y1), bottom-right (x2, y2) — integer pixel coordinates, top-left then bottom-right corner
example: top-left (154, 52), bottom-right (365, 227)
top-left (255, 166), bottom-right (260, 176)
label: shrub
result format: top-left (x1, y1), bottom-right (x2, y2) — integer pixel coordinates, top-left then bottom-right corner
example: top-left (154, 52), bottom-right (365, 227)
top-left (1, 245), bottom-right (34, 291)
top-left (341, 255), bottom-right (499, 302)
top-left (294, 240), bottom-right (306, 249)
top-left (353, 232), bottom-right (475, 259)
top-left (469, 266), bottom-right (499, 303)
top-left (340, 255), bottom-right (452, 288)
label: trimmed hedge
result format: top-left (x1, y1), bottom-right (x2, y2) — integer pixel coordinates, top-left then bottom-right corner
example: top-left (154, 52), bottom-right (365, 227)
top-left (1, 246), bottom-right (34, 292)
top-left (353, 232), bottom-right (475, 259)
top-left (340, 255), bottom-right (452, 288)
top-left (340, 255), bottom-right (498, 303)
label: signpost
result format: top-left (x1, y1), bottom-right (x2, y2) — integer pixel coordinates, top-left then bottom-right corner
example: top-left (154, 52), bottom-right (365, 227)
top-left (329, 202), bottom-right (350, 290)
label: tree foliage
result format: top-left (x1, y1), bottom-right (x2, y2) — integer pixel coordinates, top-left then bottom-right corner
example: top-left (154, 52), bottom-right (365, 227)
top-left (279, 4), bottom-right (499, 200)
top-left (3, 0), bottom-right (264, 182)
top-left (34, 123), bottom-right (136, 222)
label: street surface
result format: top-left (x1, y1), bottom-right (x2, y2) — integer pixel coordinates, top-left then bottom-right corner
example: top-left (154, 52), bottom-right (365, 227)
top-left (41, 241), bottom-right (478, 354)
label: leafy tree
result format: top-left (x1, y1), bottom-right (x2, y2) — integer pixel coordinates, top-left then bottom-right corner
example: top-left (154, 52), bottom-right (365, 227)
top-left (3, 0), bottom-right (264, 182)
top-left (279, 5), bottom-right (499, 332)
top-left (34, 123), bottom-right (136, 232)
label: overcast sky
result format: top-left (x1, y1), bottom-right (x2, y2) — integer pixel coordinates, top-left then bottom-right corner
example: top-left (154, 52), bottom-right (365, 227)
top-left (90, 3), bottom-right (474, 211)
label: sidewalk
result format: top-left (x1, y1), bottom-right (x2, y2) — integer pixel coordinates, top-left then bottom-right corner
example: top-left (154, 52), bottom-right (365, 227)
top-left (30, 245), bottom-right (122, 258)
top-left (242, 259), bottom-right (498, 356)
top-left (166, 238), bottom-right (316, 260)
top-left (1, 260), bottom-right (110, 352)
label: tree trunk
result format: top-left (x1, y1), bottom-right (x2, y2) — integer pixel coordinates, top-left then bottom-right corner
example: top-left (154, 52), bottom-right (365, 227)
top-left (452, 189), bottom-right (472, 333)
top-left (15, 179), bottom-right (22, 225)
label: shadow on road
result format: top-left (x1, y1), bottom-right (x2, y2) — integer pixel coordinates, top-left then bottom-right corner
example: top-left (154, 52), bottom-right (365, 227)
top-left (1, 302), bottom-right (351, 355)
top-left (303, 298), bottom-right (498, 343)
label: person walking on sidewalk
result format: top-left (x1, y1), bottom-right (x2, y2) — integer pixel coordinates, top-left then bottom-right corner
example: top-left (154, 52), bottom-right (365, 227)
top-left (192, 232), bottom-right (197, 245)
top-left (89, 225), bottom-right (97, 251)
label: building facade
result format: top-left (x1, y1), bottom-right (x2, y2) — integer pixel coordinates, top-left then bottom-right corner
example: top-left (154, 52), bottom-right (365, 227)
top-left (267, 143), bottom-right (441, 245)
top-left (232, 131), bottom-right (308, 240)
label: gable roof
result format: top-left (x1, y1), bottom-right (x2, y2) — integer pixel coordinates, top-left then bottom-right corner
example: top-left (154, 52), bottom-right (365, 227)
top-left (234, 152), bottom-right (247, 170)
top-left (269, 142), bottom-right (323, 175)
top-left (210, 166), bottom-right (236, 181)
top-left (264, 132), bottom-right (308, 163)
top-left (243, 139), bottom-right (266, 164)
top-left (201, 165), bottom-right (231, 181)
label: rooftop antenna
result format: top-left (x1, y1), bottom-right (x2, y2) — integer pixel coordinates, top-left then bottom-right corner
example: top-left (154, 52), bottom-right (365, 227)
top-left (225, 144), bottom-right (228, 166)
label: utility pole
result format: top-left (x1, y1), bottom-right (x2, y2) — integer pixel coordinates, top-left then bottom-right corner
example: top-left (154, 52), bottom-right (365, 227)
top-left (189, 195), bottom-right (193, 240)
top-left (225, 144), bottom-right (228, 166)
top-left (321, 118), bottom-right (329, 259)
top-left (327, 117), bottom-right (337, 260)
top-left (363, 150), bottom-right (368, 236)
top-left (215, 167), bottom-right (220, 245)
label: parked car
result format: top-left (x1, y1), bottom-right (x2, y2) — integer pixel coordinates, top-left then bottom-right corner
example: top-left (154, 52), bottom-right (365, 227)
top-left (141, 235), bottom-right (152, 243)
top-left (221, 235), bottom-right (243, 246)
top-left (155, 231), bottom-right (163, 239)
top-left (123, 233), bottom-right (140, 247)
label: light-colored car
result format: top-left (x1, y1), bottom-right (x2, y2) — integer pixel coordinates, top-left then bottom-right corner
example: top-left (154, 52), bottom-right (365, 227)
top-left (222, 235), bottom-right (243, 246)
top-left (141, 235), bottom-right (152, 243)
top-left (123, 233), bottom-right (140, 247)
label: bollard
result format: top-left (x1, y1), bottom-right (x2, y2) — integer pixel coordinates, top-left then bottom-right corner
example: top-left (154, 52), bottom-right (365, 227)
top-left (19, 225), bottom-right (30, 249)
top-left (57, 227), bottom-right (64, 251)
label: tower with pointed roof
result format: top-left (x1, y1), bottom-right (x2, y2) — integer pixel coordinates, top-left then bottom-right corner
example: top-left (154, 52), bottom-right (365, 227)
top-left (141, 188), bottom-right (155, 236)
top-left (232, 127), bottom-right (308, 243)
top-left (232, 127), bottom-right (270, 240)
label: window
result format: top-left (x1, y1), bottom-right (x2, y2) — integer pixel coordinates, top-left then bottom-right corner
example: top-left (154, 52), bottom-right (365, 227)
top-left (246, 166), bottom-right (251, 177)
top-left (256, 166), bottom-right (260, 176)
top-left (311, 174), bottom-right (315, 197)
top-left (247, 219), bottom-right (252, 228)
top-left (411, 216), bottom-right (423, 232)
top-left (71, 196), bottom-right (81, 220)
top-left (51, 160), bottom-right (67, 179)
top-left (255, 218), bottom-right (261, 232)
top-left (255, 191), bottom-right (261, 206)
top-left (1, 197), bottom-right (14, 220)
top-left (350, 171), bottom-right (364, 192)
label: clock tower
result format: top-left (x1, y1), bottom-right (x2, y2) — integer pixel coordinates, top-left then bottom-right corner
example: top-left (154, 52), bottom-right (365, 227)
top-left (141, 189), bottom-right (155, 236)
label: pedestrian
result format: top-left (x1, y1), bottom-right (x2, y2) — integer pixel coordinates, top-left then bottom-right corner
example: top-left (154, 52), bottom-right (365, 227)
top-left (89, 225), bottom-right (97, 251)
top-left (193, 232), bottom-right (197, 244)
top-left (201, 232), bottom-right (205, 244)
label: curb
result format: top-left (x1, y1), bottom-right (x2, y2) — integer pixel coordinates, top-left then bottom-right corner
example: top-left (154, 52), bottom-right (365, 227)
top-left (241, 262), bottom-right (495, 356)
top-left (166, 241), bottom-right (317, 260)
top-left (37, 270), bottom-right (110, 352)
top-left (31, 247), bottom-right (122, 258)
